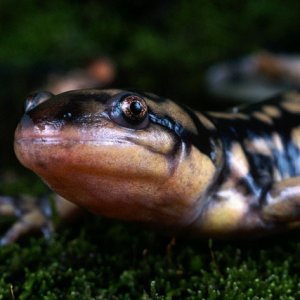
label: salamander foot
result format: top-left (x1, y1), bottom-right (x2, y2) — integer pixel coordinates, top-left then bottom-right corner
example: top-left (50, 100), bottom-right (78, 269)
top-left (0, 194), bottom-right (80, 245)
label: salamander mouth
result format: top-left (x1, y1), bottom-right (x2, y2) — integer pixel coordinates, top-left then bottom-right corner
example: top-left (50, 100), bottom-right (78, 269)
top-left (15, 136), bottom-right (133, 146)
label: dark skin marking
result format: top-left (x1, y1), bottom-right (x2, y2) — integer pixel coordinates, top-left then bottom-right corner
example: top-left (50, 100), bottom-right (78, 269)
top-left (129, 90), bottom-right (167, 103)
top-left (286, 139), bottom-right (300, 176)
top-left (27, 93), bottom-right (110, 126)
top-left (164, 138), bottom-right (186, 176)
top-left (67, 92), bottom-right (111, 104)
top-left (147, 111), bottom-right (192, 172)
top-left (148, 108), bottom-right (220, 163)
top-left (179, 104), bottom-right (218, 162)
top-left (245, 153), bottom-right (273, 186)
top-left (236, 177), bottom-right (256, 196)
top-left (148, 111), bottom-right (184, 136)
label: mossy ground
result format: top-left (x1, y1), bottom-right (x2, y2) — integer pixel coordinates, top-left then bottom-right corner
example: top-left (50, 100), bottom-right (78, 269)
top-left (1, 180), bottom-right (300, 299)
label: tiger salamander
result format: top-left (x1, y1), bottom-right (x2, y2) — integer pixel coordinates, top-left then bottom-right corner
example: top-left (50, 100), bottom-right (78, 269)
top-left (3, 89), bottom-right (300, 243)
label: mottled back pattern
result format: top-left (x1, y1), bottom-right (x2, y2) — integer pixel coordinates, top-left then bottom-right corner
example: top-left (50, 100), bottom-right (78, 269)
top-left (206, 91), bottom-right (300, 195)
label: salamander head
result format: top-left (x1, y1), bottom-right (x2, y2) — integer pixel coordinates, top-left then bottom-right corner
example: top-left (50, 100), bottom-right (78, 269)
top-left (14, 89), bottom-right (218, 231)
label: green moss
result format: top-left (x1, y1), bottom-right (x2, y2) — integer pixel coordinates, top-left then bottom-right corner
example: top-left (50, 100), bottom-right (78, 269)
top-left (0, 205), bottom-right (300, 299)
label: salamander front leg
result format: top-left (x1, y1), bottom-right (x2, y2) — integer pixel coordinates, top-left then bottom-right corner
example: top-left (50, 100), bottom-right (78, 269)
top-left (0, 194), bottom-right (80, 245)
top-left (262, 177), bottom-right (300, 223)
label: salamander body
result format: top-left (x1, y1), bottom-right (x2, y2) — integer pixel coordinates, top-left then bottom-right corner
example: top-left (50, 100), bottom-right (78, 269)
top-left (10, 89), bottom-right (300, 240)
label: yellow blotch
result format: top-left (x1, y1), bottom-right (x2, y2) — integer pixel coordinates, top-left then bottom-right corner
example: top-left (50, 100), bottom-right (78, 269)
top-left (273, 168), bottom-right (282, 181)
top-left (262, 105), bottom-right (282, 118)
top-left (291, 127), bottom-right (300, 147)
top-left (281, 92), bottom-right (300, 113)
top-left (244, 138), bottom-right (272, 156)
top-left (252, 112), bottom-right (273, 124)
top-left (284, 91), bottom-right (300, 102)
top-left (281, 101), bottom-right (300, 113)
top-left (208, 112), bottom-right (249, 120)
top-left (200, 191), bottom-right (248, 234)
top-left (195, 112), bottom-right (216, 131)
top-left (272, 133), bottom-right (284, 152)
top-left (229, 143), bottom-right (249, 177)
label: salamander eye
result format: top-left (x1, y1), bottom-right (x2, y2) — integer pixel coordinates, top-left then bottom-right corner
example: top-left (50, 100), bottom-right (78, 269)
top-left (110, 94), bottom-right (149, 128)
top-left (24, 91), bottom-right (54, 113)
top-left (120, 95), bottom-right (148, 122)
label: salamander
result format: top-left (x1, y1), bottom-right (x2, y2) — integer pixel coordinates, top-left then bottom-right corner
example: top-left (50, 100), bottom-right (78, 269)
top-left (2, 88), bottom-right (300, 244)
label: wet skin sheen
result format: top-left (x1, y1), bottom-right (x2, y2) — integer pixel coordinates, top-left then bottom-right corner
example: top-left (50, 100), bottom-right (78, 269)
top-left (13, 89), bottom-right (300, 238)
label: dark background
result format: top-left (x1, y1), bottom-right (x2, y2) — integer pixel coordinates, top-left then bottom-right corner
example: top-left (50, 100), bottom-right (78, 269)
top-left (2, 0), bottom-right (300, 171)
